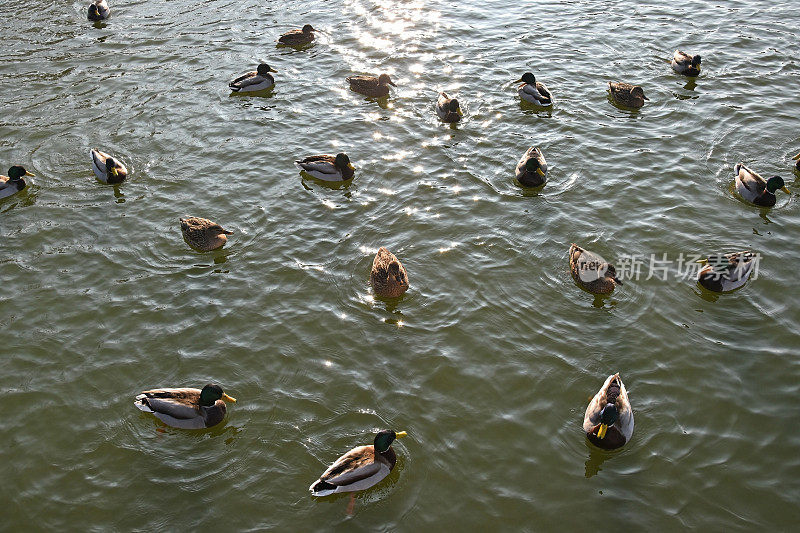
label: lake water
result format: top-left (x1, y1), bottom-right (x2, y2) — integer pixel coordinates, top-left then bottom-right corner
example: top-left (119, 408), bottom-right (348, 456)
top-left (2, 0), bottom-right (799, 530)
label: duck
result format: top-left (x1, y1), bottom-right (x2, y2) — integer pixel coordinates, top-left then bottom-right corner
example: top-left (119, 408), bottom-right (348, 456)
top-left (309, 429), bottom-right (408, 496)
top-left (515, 146), bottom-right (548, 187)
top-left (608, 82), bottom-right (648, 109)
top-left (229, 63), bottom-right (276, 92)
top-left (569, 243), bottom-right (623, 295)
top-left (91, 149), bottom-right (127, 184)
top-left (87, 0), bottom-right (110, 21)
top-left (134, 383), bottom-right (236, 429)
top-left (0, 166), bottom-right (34, 200)
top-left (180, 216), bottom-right (233, 251)
top-left (278, 24), bottom-right (316, 46)
top-left (346, 74), bottom-right (395, 98)
top-left (436, 92), bottom-right (463, 123)
top-left (671, 50), bottom-right (702, 76)
top-left (370, 247), bottom-right (409, 298)
top-left (793, 152), bottom-right (800, 172)
top-left (697, 251), bottom-right (757, 292)
top-left (734, 163), bottom-right (790, 207)
top-left (515, 72), bottom-right (553, 106)
top-left (295, 153), bottom-right (355, 182)
top-left (583, 373), bottom-right (634, 450)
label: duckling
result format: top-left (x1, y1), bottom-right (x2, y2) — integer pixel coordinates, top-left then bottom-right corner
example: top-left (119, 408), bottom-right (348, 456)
top-left (370, 247), bottom-right (409, 298)
top-left (309, 429), bottom-right (408, 496)
top-left (229, 63), bottom-right (276, 92)
top-left (346, 74), bottom-right (395, 98)
top-left (436, 92), bottom-right (463, 123)
top-left (608, 82), bottom-right (648, 109)
top-left (134, 383), bottom-right (236, 429)
top-left (697, 251), bottom-right (757, 292)
top-left (583, 373), bottom-right (634, 450)
top-left (793, 152), bottom-right (800, 172)
top-left (734, 163), bottom-right (790, 207)
top-left (515, 72), bottom-right (553, 106)
top-left (569, 244), bottom-right (623, 295)
top-left (91, 149), bottom-right (127, 184)
top-left (278, 24), bottom-right (316, 46)
top-left (87, 0), bottom-right (110, 21)
top-left (180, 216), bottom-right (233, 251)
top-left (0, 166), bottom-right (34, 200)
top-left (515, 146), bottom-right (548, 187)
top-left (671, 50), bottom-right (702, 76)
top-left (295, 153), bottom-right (355, 182)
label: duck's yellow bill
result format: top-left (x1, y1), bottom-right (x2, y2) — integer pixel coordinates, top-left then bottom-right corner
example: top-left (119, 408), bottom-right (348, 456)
top-left (395, 431), bottom-right (408, 438)
top-left (222, 393), bottom-right (237, 403)
top-left (536, 168), bottom-right (545, 177)
top-left (25, 171), bottom-right (35, 177)
top-left (781, 186), bottom-right (791, 194)
top-left (347, 163), bottom-right (355, 170)
top-left (792, 153), bottom-right (800, 160)
top-left (597, 423), bottom-right (608, 440)
top-left (457, 108), bottom-right (464, 116)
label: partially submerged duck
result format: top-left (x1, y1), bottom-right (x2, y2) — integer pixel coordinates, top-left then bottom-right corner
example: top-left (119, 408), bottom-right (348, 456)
top-left (346, 74), bottom-right (395, 98)
top-left (370, 247), bottom-right (409, 298)
top-left (608, 82), bottom-right (648, 109)
top-left (134, 383), bottom-right (236, 429)
top-left (91, 149), bottom-right (127, 184)
top-left (436, 92), bottom-right (463, 123)
top-left (793, 152), bottom-right (800, 172)
top-left (515, 146), bottom-right (548, 187)
top-left (180, 216), bottom-right (233, 251)
top-left (229, 63), bottom-right (276, 92)
top-left (671, 50), bottom-right (702, 76)
top-left (697, 251), bottom-right (757, 292)
top-left (583, 373), bottom-right (634, 450)
top-left (309, 429), bottom-right (408, 496)
top-left (295, 153), bottom-right (355, 182)
top-left (569, 243), bottom-right (622, 295)
top-left (87, 0), bottom-right (110, 21)
top-left (278, 24), bottom-right (316, 46)
top-left (0, 166), bottom-right (34, 200)
top-left (516, 72), bottom-right (553, 106)
top-left (734, 163), bottom-right (790, 207)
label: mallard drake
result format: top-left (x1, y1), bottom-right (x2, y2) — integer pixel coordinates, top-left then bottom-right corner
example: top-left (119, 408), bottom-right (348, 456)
top-left (0, 166), bottom-right (34, 200)
top-left (793, 152), bottom-right (800, 172)
top-left (734, 163), bottom-right (790, 207)
top-left (134, 383), bottom-right (236, 429)
top-left (515, 72), bottom-right (553, 106)
top-left (278, 24), bottom-right (315, 46)
top-left (608, 82), bottom-right (648, 109)
top-left (583, 374), bottom-right (634, 450)
top-left (436, 92), bottom-right (463, 123)
top-left (229, 63), bottom-right (276, 92)
top-left (180, 216), bottom-right (233, 251)
top-left (515, 146), bottom-right (548, 187)
top-left (370, 247), bottom-right (409, 298)
top-left (309, 429), bottom-right (408, 496)
top-left (91, 149), bottom-right (127, 184)
top-left (295, 153), bottom-right (355, 182)
top-left (671, 50), bottom-right (701, 76)
top-left (87, 0), bottom-right (110, 21)
top-left (569, 244), bottom-right (622, 295)
top-left (346, 74), bottom-right (395, 98)
top-left (697, 251), bottom-right (757, 292)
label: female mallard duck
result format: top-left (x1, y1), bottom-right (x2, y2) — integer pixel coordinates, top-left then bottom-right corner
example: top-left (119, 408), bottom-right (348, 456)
top-left (180, 216), bottom-right (233, 251)
top-left (569, 244), bottom-right (623, 295)
top-left (608, 82), bottom-right (648, 109)
top-left (515, 72), bottom-right (553, 106)
top-left (346, 74), bottom-right (395, 98)
top-left (370, 247), bottom-right (409, 298)
top-left (671, 50), bottom-right (702, 76)
top-left (229, 63), bottom-right (276, 92)
top-left (278, 24), bottom-right (315, 46)
top-left (515, 146), bottom-right (548, 187)
top-left (697, 251), bottom-right (757, 292)
top-left (87, 0), bottom-right (110, 21)
top-left (134, 383), bottom-right (236, 429)
top-left (309, 429), bottom-right (408, 496)
top-left (583, 374), bottom-right (633, 450)
top-left (793, 152), bottom-right (800, 172)
top-left (734, 163), bottom-right (790, 207)
top-left (91, 149), bottom-right (127, 184)
top-left (0, 166), bottom-right (34, 200)
top-left (436, 92), bottom-right (463, 123)
top-left (295, 153), bottom-right (355, 182)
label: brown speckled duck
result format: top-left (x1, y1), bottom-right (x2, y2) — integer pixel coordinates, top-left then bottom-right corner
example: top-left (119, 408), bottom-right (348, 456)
top-left (180, 216), bottom-right (233, 251)
top-left (134, 383), bottom-right (236, 429)
top-left (608, 82), bottom-right (648, 109)
top-left (347, 74), bottom-right (396, 98)
top-left (583, 373), bottom-right (634, 450)
top-left (569, 243), bottom-right (623, 295)
top-left (278, 24), bottom-right (316, 46)
top-left (370, 247), bottom-right (409, 298)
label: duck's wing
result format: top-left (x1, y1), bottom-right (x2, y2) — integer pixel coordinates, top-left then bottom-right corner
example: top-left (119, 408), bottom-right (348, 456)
top-left (735, 163), bottom-right (766, 193)
top-left (583, 373), bottom-right (619, 432)
top-left (296, 155), bottom-right (337, 174)
top-left (315, 446), bottom-right (384, 487)
top-left (673, 50), bottom-right (691, 65)
top-left (135, 388), bottom-right (201, 419)
top-left (534, 82), bottom-right (552, 102)
top-left (615, 377), bottom-right (634, 441)
top-left (229, 71), bottom-right (262, 89)
top-left (91, 149), bottom-right (109, 180)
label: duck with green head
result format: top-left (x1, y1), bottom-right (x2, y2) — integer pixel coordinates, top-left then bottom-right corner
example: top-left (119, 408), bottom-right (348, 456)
top-left (583, 373), bottom-right (633, 450)
top-left (697, 251), bottom-right (757, 292)
top-left (515, 146), bottom-right (548, 187)
top-left (295, 153), bottom-right (355, 182)
top-left (734, 163), bottom-right (790, 207)
top-left (229, 63), bottom-right (276, 92)
top-left (0, 166), bottom-right (34, 199)
top-left (134, 383), bottom-right (237, 429)
top-left (436, 92), bottom-right (464, 123)
top-left (90, 149), bottom-right (127, 184)
top-left (671, 50), bottom-right (702, 76)
top-left (516, 72), bottom-right (553, 107)
top-left (87, 0), bottom-right (110, 21)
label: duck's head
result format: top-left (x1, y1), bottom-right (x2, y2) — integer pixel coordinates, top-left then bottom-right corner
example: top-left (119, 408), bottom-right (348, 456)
top-left (449, 98), bottom-right (463, 116)
top-left (104, 158), bottom-right (120, 179)
top-left (88, 4), bottom-right (99, 17)
top-left (7, 166), bottom-right (34, 181)
top-left (378, 73), bottom-right (396, 87)
top-left (691, 55), bottom-right (702, 68)
top-left (632, 86), bottom-right (649, 101)
top-left (517, 72), bottom-right (536, 85)
top-left (596, 403), bottom-right (618, 439)
top-left (606, 263), bottom-right (623, 285)
top-left (334, 152), bottom-right (355, 171)
top-left (302, 24), bottom-right (315, 33)
top-left (200, 383), bottom-right (237, 406)
top-left (766, 175), bottom-right (790, 195)
top-left (374, 429), bottom-right (407, 453)
top-left (257, 63), bottom-right (277, 76)
top-left (525, 157), bottom-right (545, 177)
